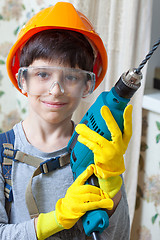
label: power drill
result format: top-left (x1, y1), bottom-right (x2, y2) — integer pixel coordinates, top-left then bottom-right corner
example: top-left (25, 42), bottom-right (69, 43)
top-left (67, 39), bottom-right (160, 240)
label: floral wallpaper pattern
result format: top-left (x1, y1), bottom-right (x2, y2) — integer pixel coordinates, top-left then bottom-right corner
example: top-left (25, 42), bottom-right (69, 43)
top-left (131, 109), bottom-right (160, 240)
top-left (1, 0), bottom-right (24, 21)
top-left (0, 0), bottom-right (159, 239)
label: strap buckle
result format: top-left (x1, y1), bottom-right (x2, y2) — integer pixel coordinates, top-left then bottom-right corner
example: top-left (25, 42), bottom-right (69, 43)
top-left (2, 147), bottom-right (17, 160)
top-left (4, 183), bottom-right (13, 202)
top-left (40, 157), bottom-right (60, 174)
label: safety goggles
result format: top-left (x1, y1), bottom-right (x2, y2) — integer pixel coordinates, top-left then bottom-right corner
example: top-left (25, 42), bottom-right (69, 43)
top-left (17, 66), bottom-right (96, 97)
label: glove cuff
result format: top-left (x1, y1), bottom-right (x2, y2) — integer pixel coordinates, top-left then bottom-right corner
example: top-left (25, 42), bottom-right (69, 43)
top-left (98, 176), bottom-right (122, 198)
top-left (37, 211), bottom-right (64, 240)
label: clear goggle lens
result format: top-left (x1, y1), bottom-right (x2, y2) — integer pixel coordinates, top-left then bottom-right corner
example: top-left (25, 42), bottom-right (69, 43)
top-left (17, 66), bottom-right (96, 97)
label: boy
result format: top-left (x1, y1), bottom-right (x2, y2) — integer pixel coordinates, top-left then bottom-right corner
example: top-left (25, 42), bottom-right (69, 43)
top-left (0, 2), bottom-right (132, 240)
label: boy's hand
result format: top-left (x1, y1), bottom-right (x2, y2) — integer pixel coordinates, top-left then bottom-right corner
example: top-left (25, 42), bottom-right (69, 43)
top-left (75, 105), bottom-right (132, 198)
top-left (36, 164), bottom-right (113, 239)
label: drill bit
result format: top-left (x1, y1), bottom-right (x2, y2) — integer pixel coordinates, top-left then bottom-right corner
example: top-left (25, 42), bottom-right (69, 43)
top-left (92, 231), bottom-right (101, 240)
top-left (136, 38), bottom-right (160, 74)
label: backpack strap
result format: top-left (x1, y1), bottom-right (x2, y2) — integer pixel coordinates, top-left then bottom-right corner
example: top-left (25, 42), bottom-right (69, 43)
top-left (0, 129), bottom-right (70, 219)
top-left (25, 153), bottom-right (70, 218)
top-left (0, 129), bottom-right (15, 215)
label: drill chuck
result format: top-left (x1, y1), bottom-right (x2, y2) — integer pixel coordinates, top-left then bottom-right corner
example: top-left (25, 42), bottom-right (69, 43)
top-left (114, 68), bottom-right (142, 99)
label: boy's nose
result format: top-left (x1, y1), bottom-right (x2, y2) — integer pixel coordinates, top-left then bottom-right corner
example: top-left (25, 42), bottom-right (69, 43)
top-left (49, 81), bottom-right (64, 95)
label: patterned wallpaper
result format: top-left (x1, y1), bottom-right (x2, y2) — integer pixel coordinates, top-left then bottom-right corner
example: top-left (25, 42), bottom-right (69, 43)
top-left (131, 109), bottom-right (160, 240)
top-left (0, 1), bottom-right (159, 239)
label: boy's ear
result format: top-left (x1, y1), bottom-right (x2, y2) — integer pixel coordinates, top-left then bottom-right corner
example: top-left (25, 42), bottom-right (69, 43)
top-left (82, 80), bottom-right (92, 98)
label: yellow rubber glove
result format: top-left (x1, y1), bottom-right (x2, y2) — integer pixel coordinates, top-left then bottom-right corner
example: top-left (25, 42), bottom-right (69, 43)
top-left (75, 105), bottom-right (132, 197)
top-left (37, 211), bottom-right (64, 240)
top-left (37, 164), bottom-right (113, 239)
top-left (76, 105), bottom-right (132, 179)
top-left (56, 164), bottom-right (113, 229)
top-left (98, 176), bottom-right (122, 198)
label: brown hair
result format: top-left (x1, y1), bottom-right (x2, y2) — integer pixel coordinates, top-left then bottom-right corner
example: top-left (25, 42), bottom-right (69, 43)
top-left (20, 29), bottom-right (94, 71)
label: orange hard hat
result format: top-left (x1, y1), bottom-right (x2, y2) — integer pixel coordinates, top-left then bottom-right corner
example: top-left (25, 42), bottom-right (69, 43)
top-left (6, 2), bottom-right (108, 95)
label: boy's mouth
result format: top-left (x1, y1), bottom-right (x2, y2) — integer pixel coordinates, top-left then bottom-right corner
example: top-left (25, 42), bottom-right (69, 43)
top-left (41, 100), bottom-right (67, 108)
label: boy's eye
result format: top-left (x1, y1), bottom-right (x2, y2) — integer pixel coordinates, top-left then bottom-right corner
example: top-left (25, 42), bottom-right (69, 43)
top-left (37, 71), bottom-right (50, 79)
top-left (65, 74), bottom-right (81, 83)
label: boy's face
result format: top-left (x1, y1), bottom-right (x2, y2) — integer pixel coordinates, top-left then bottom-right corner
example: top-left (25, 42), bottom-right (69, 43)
top-left (22, 59), bottom-right (91, 125)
